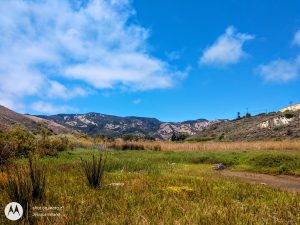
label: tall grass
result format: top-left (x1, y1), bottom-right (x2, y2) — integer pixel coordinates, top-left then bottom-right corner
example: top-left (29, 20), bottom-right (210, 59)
top-left (6, 165), bottom-right (32, 205)
top-left (81, 154), bottom-right (105, 188)
top-left (5, 165), bottom-right (32, 221)
top-left (4, 157), bottom-right (47, 217)
top-left (116, 140), bottom-right (300, 152)
top-left (29, 156), bottom-right (47, 201)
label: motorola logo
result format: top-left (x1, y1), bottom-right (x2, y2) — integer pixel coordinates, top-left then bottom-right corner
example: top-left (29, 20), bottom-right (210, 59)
top-left (4, 202), bottom-right (23, 221)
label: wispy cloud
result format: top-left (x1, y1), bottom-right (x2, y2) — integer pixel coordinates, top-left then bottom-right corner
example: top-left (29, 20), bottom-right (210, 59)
top-left (257, 30), bottom-right (300, 83)
top-left (258, 58), bottom-right (300, 82)
top-left (166, 51), bottom-right (181, 61)
top-left (0, 0), bottom-right (186, 112)
top-left (31, 101), bottom-right (77, 114)
top-left (47, 81), bottom-right (88, 100)
top-left (292, 30), bottom-right (300, 46)
top-left (199, 26), bottom-right (254, 66)
top-left (133, 99), bottom-right (142, 105)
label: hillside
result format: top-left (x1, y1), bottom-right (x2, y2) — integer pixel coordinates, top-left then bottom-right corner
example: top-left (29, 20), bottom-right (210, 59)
top-left (0, 105), bottom-right (70, 134)
top-left (24, 114), bottom-right (71, 134)
top-left (37, 113), bottom-right (212, 140)
top-left (0, 105), bottom-right (41, 132)
top-left (194, 110), bottom-right (300, 141)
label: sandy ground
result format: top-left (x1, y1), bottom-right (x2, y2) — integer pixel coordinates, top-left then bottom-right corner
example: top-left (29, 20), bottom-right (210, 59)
top-left (220, 171), bottom-right (300, 192)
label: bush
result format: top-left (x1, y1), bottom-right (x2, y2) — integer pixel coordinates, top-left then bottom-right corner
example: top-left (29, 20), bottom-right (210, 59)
top-left (94, 134), bottom-right (115, 143)
top-left (248, 154), bottom-right (299, 173)
top-left (81, 155), bottom-right (105, 188)
top-left (171, 133), bottom-right (188, 142)
top-left (249, 154), bottom-right (296, 168)
top-left (35, 135), bottom-right (73, 157)
top-left (109, 142), bottom-right (146, 150)
top-left (5, 127), bottom-right (35, 158)
top-left (0, 141), bottom-right (13, 167)
top-left (284, 113), bottom-right (294, 119)
top-left (121, 143), bottom-right (145, 150)
top-left (186, 136), bottom-right (215, 142)
top-left (122, 134), bottom-right (144, 141)
top-left (50, 136), bottom-right (73, 152)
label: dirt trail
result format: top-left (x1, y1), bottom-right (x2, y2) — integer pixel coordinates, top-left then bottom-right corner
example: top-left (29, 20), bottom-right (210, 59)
top-left (221, 171), bottom-right (300, 192)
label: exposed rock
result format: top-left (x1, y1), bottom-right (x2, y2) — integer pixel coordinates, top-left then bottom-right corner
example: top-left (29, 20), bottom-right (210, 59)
top-left (258, 117), bottom-right (294, 128)
top-left (37, 113), bottom-right (210, 140)
top-left (108, 183), bottom-right (125, 188)
top-left (213, 163), bottom-right (226, 170)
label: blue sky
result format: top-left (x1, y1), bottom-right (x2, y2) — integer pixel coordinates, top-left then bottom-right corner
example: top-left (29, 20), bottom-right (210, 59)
top-left (0, 0), bottom-right (300, 121)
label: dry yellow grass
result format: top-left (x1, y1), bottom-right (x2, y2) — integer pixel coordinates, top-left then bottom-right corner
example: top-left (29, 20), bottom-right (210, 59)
top-left (127, 140), bottom-right (300, 152)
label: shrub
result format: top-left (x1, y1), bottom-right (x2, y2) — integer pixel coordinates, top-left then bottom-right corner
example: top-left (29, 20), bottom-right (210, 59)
top-left (284, 113), bottom-right (294, 119)
top-left (109, 142), bottom-right (146, 150)
top-left (171, 133), bottom-right (188, 142)
top-left (286, 129), bottom-right (293, 136)
top-left (81, 155), bottom-right (105, 188)
top-left (5, 127), bottom-right (35, 157)
top-left (94, 134), bottom-right (115, 143)
top-left (248, 154), bottom-right (299, 173)
top-left (0, 141), bottom-right (13, 167)
top-left (186, 136), bottom-right (215, 142)
top-left (121, 143), bottom-right (145, 150)
top-left (122, 134), bottom-right (144, 141)
top-left (50, 136), bottom-right (73, 152)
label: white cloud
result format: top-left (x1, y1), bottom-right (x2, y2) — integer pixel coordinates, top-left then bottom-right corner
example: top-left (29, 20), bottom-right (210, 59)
top-left (200, 26), bottom-right (254, 66)
top-left (31, 101), bottom-right (77, 114)
top-left (292, 30), bottom-right (300, 46)
top-left (0, 0), bottom-right (186, 112)
top-left (166, 51), bottom-right (181, 61)
top-left (258, 57), bottom-right (300, 82)
top-left (47, 81), bottom-right (88, 99)
top-left (133, 99), bottom-right (142, 104)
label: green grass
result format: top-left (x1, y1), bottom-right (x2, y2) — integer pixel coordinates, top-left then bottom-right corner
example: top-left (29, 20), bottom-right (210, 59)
top-left (1, 148), bottom-right (300, 224)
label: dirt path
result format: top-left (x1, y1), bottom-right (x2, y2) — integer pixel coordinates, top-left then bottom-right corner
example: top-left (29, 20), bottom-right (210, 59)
top-left (220, 171), bottom-right (300, 192)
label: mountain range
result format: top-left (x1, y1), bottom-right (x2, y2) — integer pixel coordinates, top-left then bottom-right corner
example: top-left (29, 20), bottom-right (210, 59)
top-left (0, 104), bottom-right (299, 141)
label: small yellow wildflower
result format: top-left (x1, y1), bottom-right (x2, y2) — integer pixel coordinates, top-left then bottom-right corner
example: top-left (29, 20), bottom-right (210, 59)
top-left (165, 186), bottom-right (194, 193)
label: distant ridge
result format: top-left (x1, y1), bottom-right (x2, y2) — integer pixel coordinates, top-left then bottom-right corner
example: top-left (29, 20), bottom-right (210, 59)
top-left (37, 113), bottom-right (212, 140)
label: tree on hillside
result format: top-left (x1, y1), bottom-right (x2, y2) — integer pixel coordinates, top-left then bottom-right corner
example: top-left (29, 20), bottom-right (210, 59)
top-left (171, 133), bottom-right (188, 142)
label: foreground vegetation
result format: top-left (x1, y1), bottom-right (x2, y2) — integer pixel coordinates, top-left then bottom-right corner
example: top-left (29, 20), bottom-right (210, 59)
top-left (1, 148), bottom-right (300, 224)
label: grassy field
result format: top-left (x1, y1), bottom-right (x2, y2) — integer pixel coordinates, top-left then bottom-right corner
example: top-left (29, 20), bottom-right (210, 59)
top-left (1, 148), bottom-right (300, 224)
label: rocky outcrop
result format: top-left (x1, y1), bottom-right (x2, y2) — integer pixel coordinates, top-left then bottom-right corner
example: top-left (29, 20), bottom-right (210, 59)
top-left (37, 113), bottom-right (210, 140)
